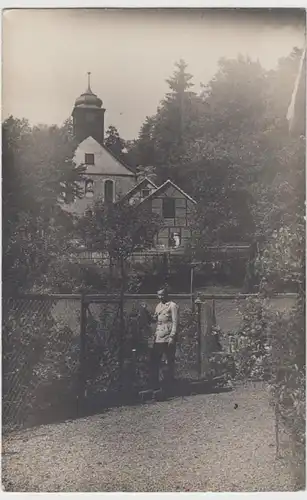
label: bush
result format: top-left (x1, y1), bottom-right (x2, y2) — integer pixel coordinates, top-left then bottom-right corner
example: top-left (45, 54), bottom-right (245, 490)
top-left (2, 299), bottom-right (80, 428)
top-left (232, 296), bottom-right (272, 381)
top-left (268, 298), bottom-right (305, 445)
top-left (231, 293), bottom-right (305, 487)
top-left (175, 307), bottom-right (198, 379)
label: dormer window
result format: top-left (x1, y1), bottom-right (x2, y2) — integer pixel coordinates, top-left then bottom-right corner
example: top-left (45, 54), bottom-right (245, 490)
top-left (85, 153), bottom-right (95, 165)
top-left (85, 179), bottom-right (94, 198)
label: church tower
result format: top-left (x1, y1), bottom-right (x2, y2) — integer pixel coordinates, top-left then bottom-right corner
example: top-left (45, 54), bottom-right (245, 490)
top-left (72, 72), bottom-right (106, 144)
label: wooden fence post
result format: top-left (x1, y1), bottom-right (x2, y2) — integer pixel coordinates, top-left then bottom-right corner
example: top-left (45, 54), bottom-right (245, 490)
top-left (212, 299), bottom-right (216, 326)
top-left (275, 401), bottom-right (280, 458)
top-left (195, 298), bottom-right (202, 379)
top-left (190, 266), bottom-right (195, 312)
top-left (119, 256), bottom-right (126, 391)
top-left (78, 293), bottom-right (87, 414)
top-left (198, 300), bottom-right (215, 380)
top-left (119, 293), bottom-right (125, 390)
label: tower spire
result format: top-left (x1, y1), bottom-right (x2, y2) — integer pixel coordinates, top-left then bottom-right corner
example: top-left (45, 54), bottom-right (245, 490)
top-left (87, 71), bottom-right (92, 92)
top-left (73, 72), bottom-right (105, 144)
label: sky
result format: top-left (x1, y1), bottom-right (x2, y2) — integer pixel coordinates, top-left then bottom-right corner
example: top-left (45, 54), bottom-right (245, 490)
top-left (2, 8), bottom-right (305, 140)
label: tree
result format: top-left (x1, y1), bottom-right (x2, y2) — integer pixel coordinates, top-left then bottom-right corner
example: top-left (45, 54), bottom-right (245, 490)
top-left (130, 60), bottom-right (205, 183)
top-left (189, 157), bottom-right (255, 246)
top-left (135, 164), bottom-right (157, 184)
top-left (61, 116), bottom-right (75, 140)
top-left (2, 116), bottom-right (84, 294)
top-left (154, 59), bottom-right (206, 182)
top-left (127, 117), bottom-right (157, 169)
top-left (78, 200), bottom-right (162, 268)
top-left (244, 48), bottom-right (305, 242)
top-left (185, 51), bottom-right (304, 248)
top-left (104, 125), bottom-right (126, 160)
top-left (76, 199), bottom-right (162, 293)
top-left (127, 50), bottom-right (304, 260)
top-left (179, 55), bottom-right (271, 247)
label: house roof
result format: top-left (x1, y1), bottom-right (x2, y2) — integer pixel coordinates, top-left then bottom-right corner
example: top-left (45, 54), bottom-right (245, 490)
top-left (139, 179), bottom-right (197, 205)
top-left (102, 142), bottom-right (136, 175)
top-left (120, 177), bottom-right (158, 202)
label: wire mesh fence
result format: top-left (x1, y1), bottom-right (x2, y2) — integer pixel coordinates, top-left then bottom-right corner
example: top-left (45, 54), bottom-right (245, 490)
top-left (123, 295), bottom-right (198, 383)
top-left (2, 292), bottom-right (297, 432)
top-left (2, 296), bottom-right (81, 432)
top-left (199, 294), bottom-right (298, 382)
top-left (83, 295), bottom-right (197, 398)
top-left (84, 299), bottom-right (122, 397)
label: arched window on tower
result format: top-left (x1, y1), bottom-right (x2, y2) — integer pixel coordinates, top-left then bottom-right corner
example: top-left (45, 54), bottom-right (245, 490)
top-left (104, 179), bottom-right (114, 204)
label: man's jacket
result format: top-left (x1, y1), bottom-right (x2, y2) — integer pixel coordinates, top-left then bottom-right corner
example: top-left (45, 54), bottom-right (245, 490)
top-left (153, 301), bottom-right (179, 343)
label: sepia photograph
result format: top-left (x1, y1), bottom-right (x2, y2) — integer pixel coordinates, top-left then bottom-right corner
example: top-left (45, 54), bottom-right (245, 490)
top-left (1, 6), bottom-right (306, 492)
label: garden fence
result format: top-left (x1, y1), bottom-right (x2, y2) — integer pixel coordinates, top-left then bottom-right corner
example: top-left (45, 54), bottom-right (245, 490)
top-left (2, 292), bottom-right (297, 432)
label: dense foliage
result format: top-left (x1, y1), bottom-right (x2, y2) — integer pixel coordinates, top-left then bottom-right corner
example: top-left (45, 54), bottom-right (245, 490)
top-left (128, 50), bottom-right (304, 250)
top-left (76, 199), bottom-right (163, 290)
top-left (104, 125), bottom-right (127, 161)
top-left (2, 297), bottom-right (81, 428)
top-left (2, 116), bottom-right (84, 294)
top-left (233, 293), bottom-right (305, 487)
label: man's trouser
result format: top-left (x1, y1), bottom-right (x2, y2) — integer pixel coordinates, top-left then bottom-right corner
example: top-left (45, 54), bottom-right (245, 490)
top-left (149, 342), bottom-right (176, 390)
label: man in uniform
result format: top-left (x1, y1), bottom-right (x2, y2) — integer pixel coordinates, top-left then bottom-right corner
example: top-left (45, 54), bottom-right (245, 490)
top-left (149, 287), bottom-right (179, 391)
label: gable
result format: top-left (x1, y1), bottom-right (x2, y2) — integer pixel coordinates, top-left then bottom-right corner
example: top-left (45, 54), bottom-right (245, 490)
top-left (140, 180), bottom-right (196, 205)
top-left (133, 177), bottom-right (157, 192)
top-left (74, 136), bottom-right (135, 177)
top-left (120, 177), bottom-right (158, 204)
top-left (158, 185), bottom-right (187, 199)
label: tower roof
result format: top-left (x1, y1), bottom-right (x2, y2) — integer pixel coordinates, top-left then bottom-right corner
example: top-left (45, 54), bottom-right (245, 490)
top-left (74, 72), bottom-right (103, 109)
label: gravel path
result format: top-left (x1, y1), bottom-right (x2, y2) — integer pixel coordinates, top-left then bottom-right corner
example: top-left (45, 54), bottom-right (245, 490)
top-left (2, 383), bottom-right (296, 492)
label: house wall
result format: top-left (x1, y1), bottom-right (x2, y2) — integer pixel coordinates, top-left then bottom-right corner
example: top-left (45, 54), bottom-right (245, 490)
top-left (148, 185), bottom-right (195, 249)
top-left (63, 136), bottom-right (136, 216)
top-left (74, 136), bottom-right (135, 177)
top-left (64, 175), bottom-right (136, 215)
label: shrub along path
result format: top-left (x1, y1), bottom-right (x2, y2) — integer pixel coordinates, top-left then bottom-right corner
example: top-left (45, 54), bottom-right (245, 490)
top-left (2, 382), bottom-right (297, 492)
